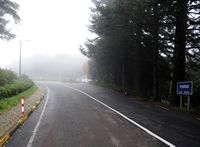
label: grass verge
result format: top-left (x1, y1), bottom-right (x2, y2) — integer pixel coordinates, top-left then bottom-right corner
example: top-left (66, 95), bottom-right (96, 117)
top-left (0, 85), bottom-right (38, 113)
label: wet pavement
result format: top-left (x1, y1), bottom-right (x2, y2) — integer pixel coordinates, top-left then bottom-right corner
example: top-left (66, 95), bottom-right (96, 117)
top-left (6, 82), bottom-right (200, 147)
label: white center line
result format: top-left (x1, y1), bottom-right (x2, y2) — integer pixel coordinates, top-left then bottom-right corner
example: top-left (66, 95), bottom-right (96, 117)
top-left (65, 85), bottom-right (176, 147)
top-left (26, 87), bottom-right (50, 147)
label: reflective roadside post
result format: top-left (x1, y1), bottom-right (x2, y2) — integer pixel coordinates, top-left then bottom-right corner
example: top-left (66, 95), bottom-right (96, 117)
top-left (21, 96), bottom-right (25, 117)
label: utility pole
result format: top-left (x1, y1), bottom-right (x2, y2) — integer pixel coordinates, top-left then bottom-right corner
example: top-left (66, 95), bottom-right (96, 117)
top-left (19, 40), bottom-right (22, 77)
top-left (19, 40), bottom-right (30, 77)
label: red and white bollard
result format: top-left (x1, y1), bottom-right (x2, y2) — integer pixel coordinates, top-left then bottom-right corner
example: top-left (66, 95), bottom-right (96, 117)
top-left (21, 96), bottom-right (25, 117)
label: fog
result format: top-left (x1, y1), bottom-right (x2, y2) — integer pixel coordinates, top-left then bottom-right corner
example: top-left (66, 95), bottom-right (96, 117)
top-left (0, 0), bottom-right (93, 81)
top-left (10, 54), bottom-right (88, 81)
top-left (0, 0), bottom-right (93, 70)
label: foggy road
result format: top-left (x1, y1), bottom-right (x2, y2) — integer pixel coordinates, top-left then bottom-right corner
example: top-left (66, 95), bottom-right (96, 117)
top-left (6, 82), bottom-right (200, 147)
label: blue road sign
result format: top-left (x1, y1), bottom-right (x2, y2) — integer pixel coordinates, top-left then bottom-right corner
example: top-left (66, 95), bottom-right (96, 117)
top-left (177, 81), bottom-right (193, 95)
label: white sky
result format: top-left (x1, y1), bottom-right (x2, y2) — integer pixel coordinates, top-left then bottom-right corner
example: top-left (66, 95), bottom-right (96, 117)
top-left (0, 0), bottom-right (93, 68)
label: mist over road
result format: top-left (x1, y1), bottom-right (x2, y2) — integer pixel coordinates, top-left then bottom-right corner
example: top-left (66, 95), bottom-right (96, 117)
top-left (6, 82), bottom-right (200, 147)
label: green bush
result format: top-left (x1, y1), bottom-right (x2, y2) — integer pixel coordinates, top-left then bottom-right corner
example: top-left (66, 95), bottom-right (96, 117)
top-left (0, 79), bottom-right (34, 100)
top-left (4, 85), bottom-right (11, 97)
top-left (0, 68), bottom-right (17, 86)
top-left (0, 87), bottom-right (8, 99)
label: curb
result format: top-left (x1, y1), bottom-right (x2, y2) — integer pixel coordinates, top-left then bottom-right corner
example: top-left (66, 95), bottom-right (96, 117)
top-left (0, 93), bottom-right (45, 147)
top-left (0, 135), bottom-right (9, 147)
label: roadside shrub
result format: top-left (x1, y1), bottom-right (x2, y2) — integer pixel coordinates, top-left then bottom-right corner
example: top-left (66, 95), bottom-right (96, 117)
top-left (0, 68), bottom-right (17, 86)
top-left (0, 87), bottom-right (8, 99)
top-left (4, 85), bottom-right (12, 97)
top-left (0, 79), bottom-right (34, 99)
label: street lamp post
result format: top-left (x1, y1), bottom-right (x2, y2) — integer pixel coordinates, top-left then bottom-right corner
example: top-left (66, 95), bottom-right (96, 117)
top-left (19, 41), bottom-right (22, 77)
top-left (19, 40), bottom-right (30, 77)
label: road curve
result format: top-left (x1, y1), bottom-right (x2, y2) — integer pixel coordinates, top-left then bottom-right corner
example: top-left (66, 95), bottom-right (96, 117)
top-left (6, 81), bottom-right (200, 147)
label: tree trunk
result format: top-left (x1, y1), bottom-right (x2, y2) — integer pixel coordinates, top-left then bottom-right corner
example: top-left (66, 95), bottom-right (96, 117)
top-left (171, 0), bottom-right (188, 106)
top-left (133, 7), bottom-right (143, 96)
top-left (153, 0), bottom-right (160, 101)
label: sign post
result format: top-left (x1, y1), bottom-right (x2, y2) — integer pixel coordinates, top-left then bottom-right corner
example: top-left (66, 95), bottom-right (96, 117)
top-left (187, 95), bottom-right (190, 110)
top-left (177, 81), bottom-right (193, 110)
top-left (180, 95), bottom-right (182, 108)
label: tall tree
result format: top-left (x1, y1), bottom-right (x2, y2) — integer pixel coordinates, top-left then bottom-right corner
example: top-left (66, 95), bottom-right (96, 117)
top-left (152, 0), bottom-right (160, 100)
top-left (171, 0), bottom-right (188, 105)
top-left (81, 0), bottom-right (199, 105)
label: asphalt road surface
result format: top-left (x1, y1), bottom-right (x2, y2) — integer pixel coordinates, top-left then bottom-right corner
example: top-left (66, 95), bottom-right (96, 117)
top-left (6, 82), bottom-right (200, 147)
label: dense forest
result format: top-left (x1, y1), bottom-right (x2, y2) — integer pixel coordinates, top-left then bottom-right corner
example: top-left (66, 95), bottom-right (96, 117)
top-left (80, 0), bottom-right (200, 106)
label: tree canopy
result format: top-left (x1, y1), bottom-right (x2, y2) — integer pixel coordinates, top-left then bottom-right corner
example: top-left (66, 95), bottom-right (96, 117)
top-left (0, 0), bottom-right (20, 40)
top-left (80, 0), bottom-right (200, 106)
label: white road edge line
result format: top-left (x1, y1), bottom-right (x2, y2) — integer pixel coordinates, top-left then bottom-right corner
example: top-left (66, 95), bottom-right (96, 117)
top-left (26, 87), bottom-right (50, 147)
top-left (66, 85), bottom-right (176, 147)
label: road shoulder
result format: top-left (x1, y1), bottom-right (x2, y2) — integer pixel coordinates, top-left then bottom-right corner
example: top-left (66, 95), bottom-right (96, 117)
top-left (0, 87), bottom-right (46, 146)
